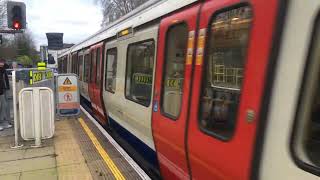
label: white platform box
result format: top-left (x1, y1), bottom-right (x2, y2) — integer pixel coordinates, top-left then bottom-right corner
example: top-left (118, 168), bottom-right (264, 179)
top-left (19, 87), bottom-right (55, 140)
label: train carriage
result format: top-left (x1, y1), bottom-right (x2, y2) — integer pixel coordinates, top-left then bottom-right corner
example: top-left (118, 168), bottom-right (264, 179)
top-left (57, 0), bottom-right (320, 179)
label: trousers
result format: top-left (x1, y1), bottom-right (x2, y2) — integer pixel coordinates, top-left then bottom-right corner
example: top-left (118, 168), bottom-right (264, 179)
top-left (0, 91), bottom-right (10, 123)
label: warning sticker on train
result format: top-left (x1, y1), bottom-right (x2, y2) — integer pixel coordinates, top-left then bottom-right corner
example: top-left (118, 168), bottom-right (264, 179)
top-left (56, 74), bottom-right (80, 116)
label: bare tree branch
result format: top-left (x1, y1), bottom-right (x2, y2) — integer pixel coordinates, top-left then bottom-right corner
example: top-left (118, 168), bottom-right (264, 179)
top-left (96, 0), bottom-right (149, 27)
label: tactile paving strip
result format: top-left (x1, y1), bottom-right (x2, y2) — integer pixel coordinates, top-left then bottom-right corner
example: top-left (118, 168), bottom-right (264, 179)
top-left (69, 114), bottom-right (142, 180)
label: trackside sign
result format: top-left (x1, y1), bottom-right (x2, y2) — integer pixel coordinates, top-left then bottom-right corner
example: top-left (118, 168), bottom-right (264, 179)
top-left (56, 74), bottom-right (80, 116)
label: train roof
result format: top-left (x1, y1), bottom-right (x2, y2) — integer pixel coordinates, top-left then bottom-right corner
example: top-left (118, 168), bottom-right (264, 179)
top-left (58, 0), bottom-right (198, 57)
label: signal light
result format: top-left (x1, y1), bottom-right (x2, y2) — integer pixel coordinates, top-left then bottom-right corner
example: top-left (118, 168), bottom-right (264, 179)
top-left (13, 21), bottom-right (21, 30)
top-left (7, 1), bottom-right (26, 30)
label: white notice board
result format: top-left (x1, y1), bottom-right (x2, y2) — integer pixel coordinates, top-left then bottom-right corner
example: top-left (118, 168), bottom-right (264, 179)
top-left (56, 74), bottom-right (80, 116)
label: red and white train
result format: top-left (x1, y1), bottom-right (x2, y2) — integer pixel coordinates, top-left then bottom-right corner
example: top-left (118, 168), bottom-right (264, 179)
top-left (58, 0), bottom-right (320, 179)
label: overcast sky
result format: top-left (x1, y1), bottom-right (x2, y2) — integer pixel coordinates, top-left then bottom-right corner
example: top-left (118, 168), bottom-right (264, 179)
top-left (22, 0), bottom-right (103, 49)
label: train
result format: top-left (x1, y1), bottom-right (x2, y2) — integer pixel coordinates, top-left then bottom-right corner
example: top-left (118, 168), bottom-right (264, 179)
top-left (57, 0), bottom-right (320, 179)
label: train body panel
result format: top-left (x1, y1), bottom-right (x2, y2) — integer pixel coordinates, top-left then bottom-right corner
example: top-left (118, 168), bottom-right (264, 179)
top-left (103, 25), bottom-right (159, 150)
top-left (259, 0), bottom-right (320, 179)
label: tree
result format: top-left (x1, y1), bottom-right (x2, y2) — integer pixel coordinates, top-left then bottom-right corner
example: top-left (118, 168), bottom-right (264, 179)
top-left (95, 0), bottom-right (149, 26)
top-left (16, 55), bottom-right (33, 66)
top-left (0, 30), bottom-right (40, 66)
top-left (0, 0), bottom-right (6, 29)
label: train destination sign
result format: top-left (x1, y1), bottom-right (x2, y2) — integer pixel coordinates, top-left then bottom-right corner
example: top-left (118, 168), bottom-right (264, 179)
top-left (56, 74), bottom-right (80, 116)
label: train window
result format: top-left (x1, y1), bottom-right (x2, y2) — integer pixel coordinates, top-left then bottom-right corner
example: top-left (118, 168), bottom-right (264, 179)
top-left (105, 48), bottom-right (117, 93)
top-left (161, 23), bottom-right (188, 119)
top-left (199, 6), bottom-right (252, 140)
top-left (78, 56), bottom-right (83, 81)
top-left (76, 55), bottom-right (79, 76)
top-left (84, 54), bottom-right (90, 83)
top-left (96, 48), bottom-right (101, 87)
top-left (291, 17), bottom-right (320, 173)
top-left (90, 51), bottom-right (96, 83)
top-left (72, 55), bottom-right (76, 74)
top-left (125, 39), bottom-right (155, 106)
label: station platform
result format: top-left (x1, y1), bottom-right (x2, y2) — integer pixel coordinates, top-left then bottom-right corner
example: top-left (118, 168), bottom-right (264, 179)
top-left (0, 109), bottom-right (149, 180)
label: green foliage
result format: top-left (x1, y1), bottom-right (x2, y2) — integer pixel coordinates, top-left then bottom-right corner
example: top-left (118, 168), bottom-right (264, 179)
top-left (17, 55), bottom-right (33, 66)
top-left (0, 31), bottom-right (38, 65)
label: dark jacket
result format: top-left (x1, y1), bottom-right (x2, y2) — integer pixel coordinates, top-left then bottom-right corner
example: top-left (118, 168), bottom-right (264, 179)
top-left (0, 66), bottom-right (9, 95)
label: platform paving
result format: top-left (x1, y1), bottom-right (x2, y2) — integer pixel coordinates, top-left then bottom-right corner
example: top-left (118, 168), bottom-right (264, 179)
top-left (0, 118), bottom-right (93, 180)
top-left (0, 113), bottom-right (145, 180)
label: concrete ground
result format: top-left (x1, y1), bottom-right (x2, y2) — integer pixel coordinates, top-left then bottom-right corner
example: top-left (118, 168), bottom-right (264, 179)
top-left (0, 118), bottom-right (93, 180)
top-left (0, 113), bottom-right (144, 180)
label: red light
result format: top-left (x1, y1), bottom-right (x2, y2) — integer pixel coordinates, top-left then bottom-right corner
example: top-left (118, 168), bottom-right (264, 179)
top-left (13, 21), bottom-right (21, 29)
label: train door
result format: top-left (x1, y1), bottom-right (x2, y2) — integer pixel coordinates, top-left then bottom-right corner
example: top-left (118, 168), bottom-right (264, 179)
top-left (187, 0), bottom-right (280, 179)
top-left (152, 3), bottom-right (200, 179)
top-left (89, 43), bottom-right (107, 125)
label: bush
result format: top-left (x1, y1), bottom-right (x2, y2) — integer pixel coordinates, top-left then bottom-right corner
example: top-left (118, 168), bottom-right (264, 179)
top-left (17, 55), bottom-right (33, 66)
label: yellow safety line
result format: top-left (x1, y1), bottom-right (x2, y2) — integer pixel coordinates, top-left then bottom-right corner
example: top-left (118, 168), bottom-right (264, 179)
top-left (78, 118), bottom-right (126, 180)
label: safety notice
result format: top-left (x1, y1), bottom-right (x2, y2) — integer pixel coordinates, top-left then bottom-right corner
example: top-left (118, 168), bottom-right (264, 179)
top-left (56, 74), bottom-right (80, 116)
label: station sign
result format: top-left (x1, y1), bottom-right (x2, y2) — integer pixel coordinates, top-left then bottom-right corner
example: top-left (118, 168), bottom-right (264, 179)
top-left (56, 74), bottom-right (80, 116)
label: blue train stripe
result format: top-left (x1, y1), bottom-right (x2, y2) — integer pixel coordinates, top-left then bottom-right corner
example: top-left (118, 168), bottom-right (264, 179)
top-left (108, 116), bottom-right (159, 167)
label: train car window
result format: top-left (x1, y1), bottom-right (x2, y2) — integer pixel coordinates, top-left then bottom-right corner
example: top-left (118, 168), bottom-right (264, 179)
top-left (58, 58), bottom-right (62, 73)
top-left (90, 51), bottom-right (96, 83)
top-left (72, 55), bottom-right (76, 74)
top-left (76, 55), bottom-right (79, 75)
top-left (125, 39), bottom-right (155, 106)
top-left (63, 57), bottom-right (67, 73)
top-left (199, 6), bottom-right (252, 140)
top-left (75, 55), bottom-right (79, 76)
top-left (291, 17), bottom-right (320, 174)
top-left (84, 54), bottom-right (90, 83)
top-left (96, 48), bottom-right (101, 87)
top-left (161, 23), bottom-right (188, 119)
top-left (105, 48), bottom-right (117, 93)
top-left (78, 56), bottom-right (83, 81)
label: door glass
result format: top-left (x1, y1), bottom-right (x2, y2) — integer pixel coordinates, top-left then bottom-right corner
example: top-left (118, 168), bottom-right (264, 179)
top-left (161, 23), bottom-right (188, 119)
top-left (84, 54), bottom-right (90, 83)
top-left (199, 6), bottom-right (252, 140)
top-left (125, 40), bottom-right (155, 106)
top-left (105, 48), bottom-right (117, 93)
top-left (96, 48), bottom-right (101, 87)
top-left (90, 51), bottom-right (96, 83)
top-left (78, 56), bottom-right (83, 81)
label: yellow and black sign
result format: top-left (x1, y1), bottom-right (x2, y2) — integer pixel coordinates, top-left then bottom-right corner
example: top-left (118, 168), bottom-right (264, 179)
top-left (32, 71), bottom-right (43, 84)
top-left (29, 69), bottom-right (54, 85)
top-left (58, 86), bottom-right (77, 92)
top-left (133, 73), bottom-right (152, 85)
top-left (37, 62), bottom-right (47, 71)
top-left (117, 27), bottom-right (133, 39)
top-left (63, 77), bottom-right (72, 85)
top-left (45, 71), bottom-right (53, 79)
top-left (166, 78), bottom-right (183, 88)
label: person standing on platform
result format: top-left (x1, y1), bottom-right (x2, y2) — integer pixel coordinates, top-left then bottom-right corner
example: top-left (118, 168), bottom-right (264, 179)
top-left (0, 59), bottom-right (12, 130)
